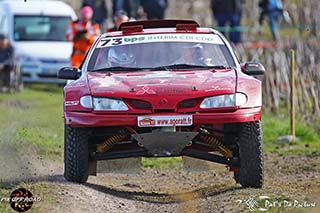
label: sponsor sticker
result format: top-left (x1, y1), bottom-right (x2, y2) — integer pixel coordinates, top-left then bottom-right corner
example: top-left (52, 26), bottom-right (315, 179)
top-left (97, 34), bottom-right (224, 48)
top-left (137, 115), bottom-right (193, 127)
top-left (65, 101), bottom-right (79, 106)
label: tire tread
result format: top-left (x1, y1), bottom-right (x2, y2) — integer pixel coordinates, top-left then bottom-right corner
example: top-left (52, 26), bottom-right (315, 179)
top-left (236, 121), bottom-right (264, 188)
top-left (64, 125), bottom-right (90, 183)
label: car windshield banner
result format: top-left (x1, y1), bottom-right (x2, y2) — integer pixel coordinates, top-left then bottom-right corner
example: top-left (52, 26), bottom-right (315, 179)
top-left (97, 33), bottom-right (224, 48)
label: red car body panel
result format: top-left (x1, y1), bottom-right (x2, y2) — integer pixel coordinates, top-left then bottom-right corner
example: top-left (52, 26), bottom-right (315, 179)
top-left (64, 68), bottom-right (261, 127)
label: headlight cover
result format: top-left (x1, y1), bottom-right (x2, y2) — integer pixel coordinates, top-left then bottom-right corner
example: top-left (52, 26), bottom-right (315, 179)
top-left (93, 97), bottom-right (129, 111)
top-left (80, 95), bottom-right (93, 108)
top-left (200, 93), bottom-right (247, 109)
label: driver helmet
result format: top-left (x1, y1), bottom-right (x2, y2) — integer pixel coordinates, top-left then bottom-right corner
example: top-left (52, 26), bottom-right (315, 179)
top-left (108, 46), bottom-right (136, 67)
top-left (187, 43), bottom-right (205, 62)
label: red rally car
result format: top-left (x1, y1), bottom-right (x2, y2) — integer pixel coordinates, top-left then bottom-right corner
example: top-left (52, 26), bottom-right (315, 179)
top-left (58, 20), bottom-right (265, 188)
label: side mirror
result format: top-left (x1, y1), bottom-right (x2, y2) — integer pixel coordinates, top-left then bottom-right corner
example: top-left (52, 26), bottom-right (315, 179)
top-left (242, 62), bottom-right (265, 75)
top-left (57, 67), bottom-right (81, 79)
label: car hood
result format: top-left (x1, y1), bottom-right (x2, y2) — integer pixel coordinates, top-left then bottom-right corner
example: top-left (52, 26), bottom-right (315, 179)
top-left (14, 41), bottom-right (73, 60)
top-left (87, 69), bottom-right (236, 98)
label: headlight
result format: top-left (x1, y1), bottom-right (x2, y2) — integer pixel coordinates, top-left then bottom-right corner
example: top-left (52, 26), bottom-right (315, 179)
top-left (80, 95), bottom-right (93, 108)
top-left (200, 93), bottom-right (247, 109)
top-left (235, 93), bottom-right (247, 106)
top-left (93, 97), bottom-right (129, 111)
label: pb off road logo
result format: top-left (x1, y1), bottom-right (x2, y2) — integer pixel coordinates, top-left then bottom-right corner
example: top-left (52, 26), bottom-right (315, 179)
top-left (9, 188), bottom-right (39, 212)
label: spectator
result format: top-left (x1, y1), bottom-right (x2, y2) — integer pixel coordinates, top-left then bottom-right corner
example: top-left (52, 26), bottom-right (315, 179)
top-left (107, 10), bottom-right (129, 32)
top-left (0, 34), bottom-right (14, 92)
top-left (211, 0), bottom-right (244, 44)
top-left (113, 0), bottom-right (141, 20)
top-left (66, 6), bottom-right (100, 67)
top-left (82, 0), bottom-right (108, 31)
top-left (259, 0), bottom-right (284, 41)
top-left (141, 0), bottom-right (168, 19)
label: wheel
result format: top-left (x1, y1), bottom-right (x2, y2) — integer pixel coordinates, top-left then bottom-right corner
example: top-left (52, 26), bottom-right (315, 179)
top-left (64, 125), bottom-right (90, 183)
top-left (236, 121), bottom-right (263, 188)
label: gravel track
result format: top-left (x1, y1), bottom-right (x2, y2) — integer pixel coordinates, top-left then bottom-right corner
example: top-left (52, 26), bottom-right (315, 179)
top-left (2, 151), bottom-right (319, 212)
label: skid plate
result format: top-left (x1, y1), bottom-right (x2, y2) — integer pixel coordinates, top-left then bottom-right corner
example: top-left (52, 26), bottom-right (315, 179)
top-left (132, 132), bottom-right (198, 156)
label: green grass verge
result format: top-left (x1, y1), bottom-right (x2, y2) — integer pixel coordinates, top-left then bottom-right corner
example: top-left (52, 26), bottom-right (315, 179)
top-left (262, 111), bottom-right (320, 155)
top-left (0, 84), bottom-right (64, 160)
top-left (0, 86), bottom-right (319, 170)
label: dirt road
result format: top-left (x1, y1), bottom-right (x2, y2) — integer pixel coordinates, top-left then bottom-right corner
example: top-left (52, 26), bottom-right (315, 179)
top-left (1, 149), bottom-right (319, 212)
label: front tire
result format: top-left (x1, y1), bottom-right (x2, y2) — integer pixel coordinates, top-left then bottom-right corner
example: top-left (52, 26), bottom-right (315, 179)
top-left (64, 125), bottom-right (90, 183)
top-left (236, 121), bottom-right (264, 188)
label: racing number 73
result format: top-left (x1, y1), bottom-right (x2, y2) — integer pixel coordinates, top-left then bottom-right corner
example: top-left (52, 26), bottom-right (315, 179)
top-left (100, 38), bottom-right (123, 47)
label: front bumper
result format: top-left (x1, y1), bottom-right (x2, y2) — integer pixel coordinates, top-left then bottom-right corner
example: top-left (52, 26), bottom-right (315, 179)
top-left (65, 107), bottom-right (261, 127)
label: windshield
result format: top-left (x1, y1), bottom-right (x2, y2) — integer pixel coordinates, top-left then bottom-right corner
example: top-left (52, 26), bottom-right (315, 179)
top-left (14, 15), bottom-right (71, 41)
top-left (87, 33), bottom-right (236, 71)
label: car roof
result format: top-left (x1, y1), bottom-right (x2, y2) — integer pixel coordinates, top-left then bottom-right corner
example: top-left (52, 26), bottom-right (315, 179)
top-left (0, 0), bottom-right (77, 19)
top-left (103, 27), bottom-right (219, 37)
top-left (119, 19), bottom-right (200, 30)
top-left (103, 20), bottom-right (222, 37)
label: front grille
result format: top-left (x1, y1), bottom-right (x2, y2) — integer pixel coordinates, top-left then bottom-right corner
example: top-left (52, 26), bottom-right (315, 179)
top-left (22, 73), bottom-right (31, 77)
top-left (126, 99), bottom-right (152, 109)
top-left (178, 98), bottom-right (201, 108)
top-left (38, 73), bottom-right (58, 78)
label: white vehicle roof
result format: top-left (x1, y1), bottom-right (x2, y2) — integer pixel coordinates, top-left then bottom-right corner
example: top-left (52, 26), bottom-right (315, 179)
top-left (0, 0), bottom-right (77, 20)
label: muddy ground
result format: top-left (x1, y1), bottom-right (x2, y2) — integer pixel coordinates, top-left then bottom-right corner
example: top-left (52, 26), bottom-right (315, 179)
top-left (1, 149), bottom-right (319, 213)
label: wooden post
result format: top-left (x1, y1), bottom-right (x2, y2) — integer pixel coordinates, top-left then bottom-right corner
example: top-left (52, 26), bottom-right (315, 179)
top-left (290, 50), bottom-right (295, 137)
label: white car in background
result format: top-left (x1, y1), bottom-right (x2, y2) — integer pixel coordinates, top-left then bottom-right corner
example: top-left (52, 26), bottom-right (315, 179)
top-left (0, 0), bottom-right (77, 84)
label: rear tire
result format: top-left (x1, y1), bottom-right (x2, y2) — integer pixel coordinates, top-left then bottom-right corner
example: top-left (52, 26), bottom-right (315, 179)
top-left (64, 125), bottom-right (90, 183)
top-left (236, 121), bottom-right (263, 188)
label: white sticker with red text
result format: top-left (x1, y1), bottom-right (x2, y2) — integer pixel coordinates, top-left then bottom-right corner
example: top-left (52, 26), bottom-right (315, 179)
top-left (137, 115), bottom-right (193, 127)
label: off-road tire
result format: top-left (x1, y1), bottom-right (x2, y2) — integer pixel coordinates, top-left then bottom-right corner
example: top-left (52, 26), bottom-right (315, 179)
top-left (236, 121), bottom-right (263, 188)
top-left (64, 125), bottom-right (90, 183)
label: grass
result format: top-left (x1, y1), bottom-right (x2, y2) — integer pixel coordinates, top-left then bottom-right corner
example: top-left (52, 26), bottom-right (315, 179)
top-left (0, 85), bottom-right (319, 170)
top-left (0, 84), bottom-right (64, 160)
top-left (262, 110), bottom-right (320, 155)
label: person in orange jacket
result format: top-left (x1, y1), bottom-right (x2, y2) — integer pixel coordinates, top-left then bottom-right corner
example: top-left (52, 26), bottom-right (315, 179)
top-left (66, 6), bottom-right (100, 67)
